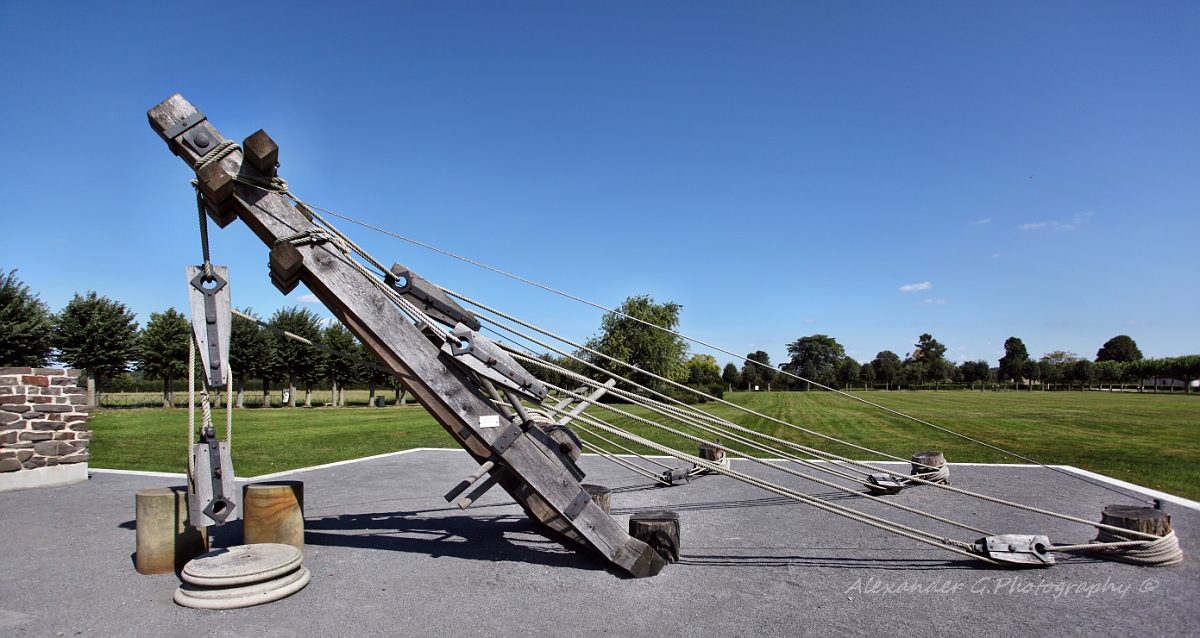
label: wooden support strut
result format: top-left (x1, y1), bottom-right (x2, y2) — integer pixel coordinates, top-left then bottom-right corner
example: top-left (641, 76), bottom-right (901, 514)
top-left (147, 95), bottom-right (665, 578)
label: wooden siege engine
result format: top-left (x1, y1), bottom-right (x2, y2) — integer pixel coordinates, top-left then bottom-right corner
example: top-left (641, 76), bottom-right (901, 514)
top-left (148, 94), bottom-right (666, 578)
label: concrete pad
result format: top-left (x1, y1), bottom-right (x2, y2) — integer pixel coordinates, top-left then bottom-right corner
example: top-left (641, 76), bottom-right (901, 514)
top-left (0, 462), bottom-right (87, 492)
top-left (0, 450), bottom-right (1196, 637)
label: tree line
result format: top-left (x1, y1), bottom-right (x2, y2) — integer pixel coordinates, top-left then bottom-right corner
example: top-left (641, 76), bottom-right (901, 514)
top-left (5, 271), bottom-right (1196, 409)
top-left (525, 294), bottom-right (1200, 398)
top-left (0, 269), bottom-right (405, 408)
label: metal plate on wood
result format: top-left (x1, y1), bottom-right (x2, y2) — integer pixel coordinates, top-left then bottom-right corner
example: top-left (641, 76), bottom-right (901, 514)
top-left (448, 325), bottom-right (547, 401)
top-left (563, 488), bottom-right (593, 521)
top-left (189, 441), bottom-right (239, 527)
top-left (186, 265), bottom-right (232, 388)
top-left (490, 421), bottom-right (524, 456)
top-left (975, 534), bottom-right (1055, 566)
top-left (161, 109), bottom-right (206, 145)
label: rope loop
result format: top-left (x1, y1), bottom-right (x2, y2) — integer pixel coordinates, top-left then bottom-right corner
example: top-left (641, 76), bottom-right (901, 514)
top-left (192, 139), bottom-right (240, 171)
top-left (1090, 529), bottom-right (1183, 566)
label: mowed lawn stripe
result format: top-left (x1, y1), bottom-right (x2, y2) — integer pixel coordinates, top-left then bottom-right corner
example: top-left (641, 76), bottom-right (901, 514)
top-left (86, 390), bottom-right (1199, 499)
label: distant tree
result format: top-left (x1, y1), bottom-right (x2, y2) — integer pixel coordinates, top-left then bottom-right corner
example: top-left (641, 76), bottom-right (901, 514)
top-left (53, 292), bottom-right (139, 406)
top-left (722, 362), bottom-right (740, 390)
top-left (997, 337), bottom-right (1029, 388)
top-left (1092, 360), bottom-right (1123, 391)
top-left (136, 308), bottom-right (191, 407)
top-left (742, 351), bottom-right (772, 390)
top-left (229, 308), bottom-right (275, 408)
top-left (912, 333), bottom-right (950, 389)
top-left (1038, 360), bottom-right (1058, 391)
top-left (322, 322), bottom-right (359, 407)
top-left (686, 354), bottom-right (722, 386)
top-left (859, 361), bottom-right (875, 390)
top-left (268, 307), bottom-right (324, 407)
top-left (358, 346), bottom-right (394, 406)
top-left (835, 358), bottom-right (860, 390)
top-left (1071, 359), bottom-right (1094, 391)
top-left (0, 269), bottom-right (53, 367)
top-left (1040, 351), bottom-right (1079, 365)
top-left (958, 360), bottom-right (991, 391)
top-left (782, 335), bottom-right (845, 390)
top-left (584, 295), bottom-right (689, 388)
top-left (871, 351), bottom-right (902, 390)
top-left (1096, 335), bottom-right (1143, 363)
top-left (1020, 359), bottom-right (1040, 391)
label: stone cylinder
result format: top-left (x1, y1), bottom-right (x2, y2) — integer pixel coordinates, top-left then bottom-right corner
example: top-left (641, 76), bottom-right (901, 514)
top-left (135, 486), bottom-right (208, 575)
top-left (242, 481), bottom-right (305, 549)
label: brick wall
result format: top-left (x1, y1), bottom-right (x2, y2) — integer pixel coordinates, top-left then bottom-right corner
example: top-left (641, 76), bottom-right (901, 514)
top-left (0, 368), bottom-right (92, 474)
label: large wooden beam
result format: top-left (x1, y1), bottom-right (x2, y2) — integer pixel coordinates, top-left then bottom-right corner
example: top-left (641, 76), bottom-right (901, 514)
top-left (147, 95), bottom-right (664, 578)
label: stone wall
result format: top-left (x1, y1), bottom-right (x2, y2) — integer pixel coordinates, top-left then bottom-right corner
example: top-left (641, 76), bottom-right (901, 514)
top-left (0, 368), bottom-right (92, 479)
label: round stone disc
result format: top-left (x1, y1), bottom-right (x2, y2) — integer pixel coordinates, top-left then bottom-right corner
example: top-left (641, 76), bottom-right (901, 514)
top-left (181, 543), bottom-right (303, 587)
top-left (174, 567), bottom-right (310, 610)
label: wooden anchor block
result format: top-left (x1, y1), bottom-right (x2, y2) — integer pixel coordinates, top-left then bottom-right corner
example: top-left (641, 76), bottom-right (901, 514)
top-left (582, 484), bottom-right (611, 514)
top-left (629, 511), bottom-right (680, 564)
top-left (148, 95), bottom-right (667, 578)
top-left (1098, 504), bottom-right (1171, 538)
top-left (136, 487), bottom-right (208, 574)
top-left (243, 481), bottom-right (305, 549)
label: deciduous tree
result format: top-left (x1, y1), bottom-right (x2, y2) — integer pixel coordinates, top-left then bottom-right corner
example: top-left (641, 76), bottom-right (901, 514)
top-left (1096, 335), bottom-right (1142, 363)
top-left (136, 308), bottom-right (190, 407)
top-left (782, 335), bottom-right (845, 390)
top-left (871, 351), bottom-right (901, 390)
top-left (53, 292), bottom-right (139, 406)
top-left (0, 269), bottom-right (53, 367)
top-left (584, 295), bottom-right (689, 388)
top-left (229, 308), bottom-right (275, 408)
top-left (268, 307), bottom-right (324, 407)
top-left (998, 337), bottom-right (1028, 387)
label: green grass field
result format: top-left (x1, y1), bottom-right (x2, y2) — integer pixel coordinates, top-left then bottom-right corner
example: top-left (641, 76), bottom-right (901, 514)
top-left (88, 390), bottom-right (1200, 499)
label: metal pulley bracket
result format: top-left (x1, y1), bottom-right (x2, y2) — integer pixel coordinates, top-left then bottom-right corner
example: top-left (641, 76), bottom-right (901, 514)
top-left (389, 263), bottom-right (481, 331)
top-left (662, 467), bottom-right (691, 486)
top-left (866, 473), bottom-right (904, 495)
top-left (974, 534), bottom-right (1055, 566)
top-left (447, 324), bottom-right (548, 402)
top-left (189, 427), bottom-right (239, 527)
top-left (186, 265), bottom-right (232, 387)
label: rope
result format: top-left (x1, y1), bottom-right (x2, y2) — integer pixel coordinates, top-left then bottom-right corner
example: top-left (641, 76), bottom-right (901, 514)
top-left (525, 365), bottom-right (995, 538)
top-left (1085, 529), bottom-right (1183, 566)
top-left (225, 362), bottom-right (232, 444)
top-left (224, 173), bottom-right (1165, 542)
top-left (262, 196), bottom-right (1150, 504)
top-left (192, 140), bottom-right (240, 171)
top-left (187, 333), bottom-right (196, 491)
top-left (508, 343), bottom-right (1165, 541)
top-left (534, 385), bottom-right (995, 564)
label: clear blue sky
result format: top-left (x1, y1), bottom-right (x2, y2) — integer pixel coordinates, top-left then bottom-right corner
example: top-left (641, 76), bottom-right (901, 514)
top-left (1, 2), bottom-right (1196, 368)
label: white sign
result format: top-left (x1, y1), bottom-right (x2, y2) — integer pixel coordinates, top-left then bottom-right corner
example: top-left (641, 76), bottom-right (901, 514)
top-left (479, 414), bottom-right (500, 428)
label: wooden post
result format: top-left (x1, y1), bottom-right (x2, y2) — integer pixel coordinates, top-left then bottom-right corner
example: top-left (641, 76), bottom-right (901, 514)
top-left (582, 484), bottom-right (611, 514)
top-left (147, 95), bottom-right (665, 578)
top-left (629, 511), bottom-right (680, 564)
top-left (1099, 505), bottom-right (1171, 538)
top-left (698, 442), bottom-right (725, 464)
top-left (242, 481), bottom-right (305, 549)
top-left (136, 487), bottom-right (208, 574)
top-left (910, 450), bottom-right (946, 482)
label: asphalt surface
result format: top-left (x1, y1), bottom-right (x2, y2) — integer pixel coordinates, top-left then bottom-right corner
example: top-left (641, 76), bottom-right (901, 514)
top-left (1, 449), bottom-right (1196, 637)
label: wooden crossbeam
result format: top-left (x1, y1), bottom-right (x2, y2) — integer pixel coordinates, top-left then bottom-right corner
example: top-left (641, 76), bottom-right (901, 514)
top-left (148, 94), bottom-right (665, 578)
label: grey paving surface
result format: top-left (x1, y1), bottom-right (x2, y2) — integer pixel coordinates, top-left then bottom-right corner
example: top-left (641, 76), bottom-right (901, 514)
top-left (1, 450), bottom-right (1197, 637)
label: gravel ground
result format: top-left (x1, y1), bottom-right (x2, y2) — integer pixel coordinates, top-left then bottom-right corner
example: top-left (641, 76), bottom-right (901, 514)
top-left (1, 449), bottom-right (1196, 637)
